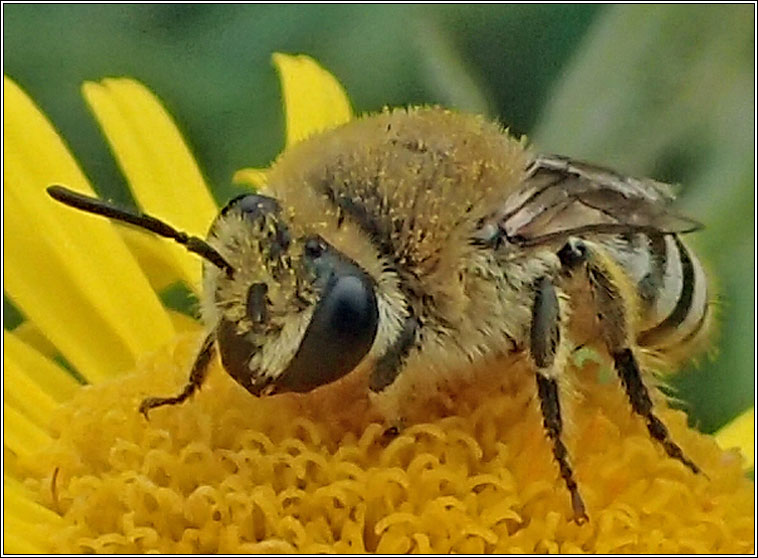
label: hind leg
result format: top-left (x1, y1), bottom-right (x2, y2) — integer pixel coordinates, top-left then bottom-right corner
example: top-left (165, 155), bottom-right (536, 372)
top-left (561, 238), bottom-right (700, 474)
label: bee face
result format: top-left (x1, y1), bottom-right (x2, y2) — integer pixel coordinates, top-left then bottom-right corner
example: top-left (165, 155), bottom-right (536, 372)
top-left (203, 193), bottom-right (379, 396)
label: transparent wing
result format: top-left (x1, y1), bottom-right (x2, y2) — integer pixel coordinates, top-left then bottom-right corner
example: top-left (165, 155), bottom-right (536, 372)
top-left (497, 154), bottom-right (702, 247)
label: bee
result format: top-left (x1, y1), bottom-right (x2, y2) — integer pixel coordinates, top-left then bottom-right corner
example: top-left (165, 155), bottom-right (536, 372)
top-left (47, 107), bottom-right (712, 523)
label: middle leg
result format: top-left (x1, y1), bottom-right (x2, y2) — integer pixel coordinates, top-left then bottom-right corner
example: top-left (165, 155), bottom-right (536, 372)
top-left (529, 275), bottom-right (588, 523)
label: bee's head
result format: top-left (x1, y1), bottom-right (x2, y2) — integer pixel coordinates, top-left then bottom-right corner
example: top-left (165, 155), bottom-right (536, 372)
top-left (204, 193), bottom-right (379, 396)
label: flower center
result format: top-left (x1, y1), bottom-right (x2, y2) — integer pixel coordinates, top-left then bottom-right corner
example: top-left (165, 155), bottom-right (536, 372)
top-left (13, 333), bottom-right (754, 553)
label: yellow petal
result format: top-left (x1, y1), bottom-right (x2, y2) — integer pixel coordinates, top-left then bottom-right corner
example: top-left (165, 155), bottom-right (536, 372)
top-left (4, 362), bottom-right (58, 430)
top-left (3, 76), bottom-right (175, 382)
top-left (715, 407), bottom-right (754, 471)
top-left (4, 404), bottom-right (51, 458)
top-left (118, 226), bottom-right (187, 292)
top-left (11, 321), bottom-right (58, 360)
top-left (4, 478), bottom-right (63, 525)
top-left (3, 332), bottom-right (81, 402)
top-left (167, 310), bottom-right (203, 333)
top-left (3, 528), bottom-right (47, 554)
top-left (232, 167), bottom-right (269, 189)
top-left (273, 53), bottom-right (353, 148)
top-left (82, 78), bottom-right (218, 290)
top-left (4, 479), bottom-right (62, 553)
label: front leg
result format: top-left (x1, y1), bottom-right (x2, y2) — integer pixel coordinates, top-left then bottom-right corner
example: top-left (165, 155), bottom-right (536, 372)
top-left (529, 275), bottom-right (588, 524)
top-left (369, 315), bottom-right (420, 437)
top-left (369, 315), bottom-right (421, 393)
top-left (139, 331), bottom-right (216, 418)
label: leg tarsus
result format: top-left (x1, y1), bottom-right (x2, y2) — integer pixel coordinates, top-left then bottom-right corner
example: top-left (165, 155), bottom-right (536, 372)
top-left (571, 492), bottom-right (589, 525)
top-left (536, 373), bottom-right (588, 524)
top-left (612, 348), bottom-right (701, 474)
top-left (139, 389), bottom-right (193, 420)
top-left (139, 332), bottom-right (216, 419)
top-left (382, 425), bottom-right (401, 440)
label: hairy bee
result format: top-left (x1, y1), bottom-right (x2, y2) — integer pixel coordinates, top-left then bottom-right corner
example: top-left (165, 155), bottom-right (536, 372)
top-left (48, 107), bottom-right (712, 523)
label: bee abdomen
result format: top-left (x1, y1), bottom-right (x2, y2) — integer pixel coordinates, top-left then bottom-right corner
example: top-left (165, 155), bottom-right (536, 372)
top-left (606, 233), bottom-right (710, 351)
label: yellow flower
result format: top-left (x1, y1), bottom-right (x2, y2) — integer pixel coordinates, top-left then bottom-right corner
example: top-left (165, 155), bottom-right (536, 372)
top-left (715, 408), bottom-right (755, 472)
top-left (3, 54), bottom-right (754, 554)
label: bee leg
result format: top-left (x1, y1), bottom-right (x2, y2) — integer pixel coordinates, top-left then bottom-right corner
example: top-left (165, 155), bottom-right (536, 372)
top-left (369, 315), bottom-right (420, 393)
top-left (381, 422), bottom-right (406, 442)
top-left (382, 425), bottom-right (401, 439)
top-left (368, 315), bottom-right (420, 432)
top-left (578, 242), bottom-right (701, 475)
top-left (530, 276), bottom-right (588, 524)
top-left (139, 332), bottom-right (216, 419)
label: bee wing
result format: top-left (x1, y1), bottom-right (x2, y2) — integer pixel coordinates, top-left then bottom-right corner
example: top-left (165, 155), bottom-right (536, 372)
top-left (499, 154), bottom-right (702, 247)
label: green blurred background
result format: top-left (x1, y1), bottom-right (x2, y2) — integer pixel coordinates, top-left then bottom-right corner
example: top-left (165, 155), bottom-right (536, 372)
top-left (3, 4), bottom-right (754, 434)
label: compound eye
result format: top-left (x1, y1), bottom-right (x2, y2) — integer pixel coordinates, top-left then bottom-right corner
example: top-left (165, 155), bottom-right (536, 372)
top-left (221, 193), bottom-right (280, 221)
top-left (275, 260), bottom-right (379, 393)
top-left (216, 193), bottom-right (291, 258)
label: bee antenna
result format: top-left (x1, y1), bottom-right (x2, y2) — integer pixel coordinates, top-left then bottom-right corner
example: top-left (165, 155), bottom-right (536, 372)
top-left (47, 185), bottom-right (235, 277)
